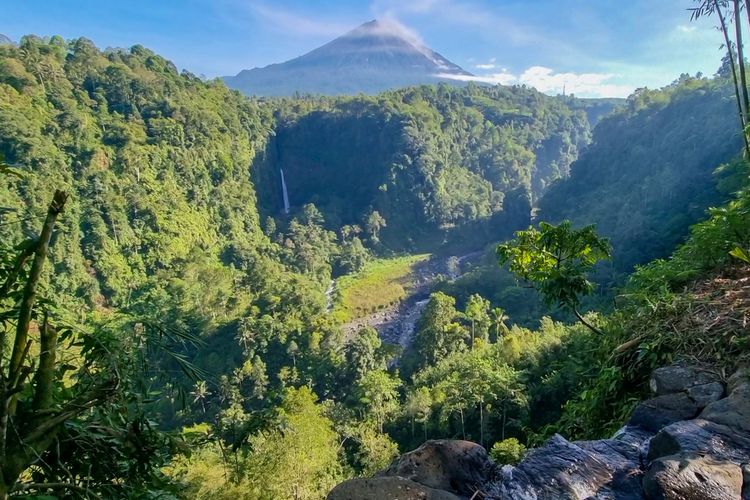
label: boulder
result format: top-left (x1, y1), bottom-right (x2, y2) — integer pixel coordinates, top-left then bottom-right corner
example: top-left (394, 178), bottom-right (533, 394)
top-left (612, 424), bottom-right (655, 457)
top-left (741, 464), bottom-right (750, 500)
top-left (647, 418), bottom-right (750, 463)
top-left (727, 367), bottom-right (749, 395)
top-left (700, 382), bottom-right (750, 433)
top-left (378, 440), bottom-right (495, 497)
top-left (642, 453), bottom-right (743, 500)
top-left (649, 366), bottom-right (722, 396)
top-left (489, 434), bottom-right (644, 499)
top-left (687, 382), bottom-right (725, 407)
top-left (629, 393), bottom-right (702, 432)
top-left (327, 476), bottom-right (461, 500)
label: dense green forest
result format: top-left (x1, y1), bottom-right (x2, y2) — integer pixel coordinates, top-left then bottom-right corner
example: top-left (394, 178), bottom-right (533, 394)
top-left (540, 75), bottom-right (744, 274)
top-left (254, 84), bottom-right (591, 252)
top-left (0, 31), bottom-right (748, 499)
top-left (436, 77), bottom-right (743, 327)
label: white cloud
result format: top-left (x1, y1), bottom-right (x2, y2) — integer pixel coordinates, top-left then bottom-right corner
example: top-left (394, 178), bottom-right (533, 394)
top-left (676, 24), bottom-right (697, 34)
top-left (437, 66), bottom-right (634, 98)
top-left (365, 16), bottom-right (426, 46)
top-left (365, 17), bottom-right (455, 69)
top-left (475, 57), bottom-right (497, 69)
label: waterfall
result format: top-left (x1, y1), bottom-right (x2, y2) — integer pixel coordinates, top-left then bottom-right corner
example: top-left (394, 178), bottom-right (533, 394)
top-left (280, 168), bottom-right (290, 214)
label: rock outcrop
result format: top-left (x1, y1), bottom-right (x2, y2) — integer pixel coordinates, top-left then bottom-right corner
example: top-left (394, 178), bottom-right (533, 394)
top-left (378, 440), bottom-right (495, 496)
top-left (642, 453), bottom-right (743, 500)
top-left (328, 364), bottom-right (750, 500)
top-left (328, 476), bottom-right (462, 500)
top-left (328, 440), bottom-right (494, 500)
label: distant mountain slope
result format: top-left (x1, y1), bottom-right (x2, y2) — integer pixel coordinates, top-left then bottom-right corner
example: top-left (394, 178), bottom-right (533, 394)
top-left (0, 34), bottom-right (13, 45)
top-left (224, 20), bottom-right (472, 96)
top-left (539, 77), bottom-right (742, 275)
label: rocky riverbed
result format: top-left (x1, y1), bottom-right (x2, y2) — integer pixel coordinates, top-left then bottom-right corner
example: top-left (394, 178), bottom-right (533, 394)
top-left (339, 252), bottom-right (481, 348)
top-left (328, 363), bottom-right (750, 499)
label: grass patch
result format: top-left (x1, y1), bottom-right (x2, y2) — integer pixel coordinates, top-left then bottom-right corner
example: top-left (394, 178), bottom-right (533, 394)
top-left (332, 254), bottom-right (430, 322)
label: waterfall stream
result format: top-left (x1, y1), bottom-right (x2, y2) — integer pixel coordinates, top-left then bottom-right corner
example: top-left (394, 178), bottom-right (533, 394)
top-left (325, 280), bottom-right (336, 312)
top-left (280, 168), bottom-right (290, 214)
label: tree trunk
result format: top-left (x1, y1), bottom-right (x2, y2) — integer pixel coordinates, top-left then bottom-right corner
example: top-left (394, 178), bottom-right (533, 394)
top-left (729, 0), bottom-right (750, 155)
top-left (0, 191), bottom-right (67, 499)
top-left (479, 403), bottom-right (484, 447)
top-left (459, 408), bottom-right (465, 440)
top-left (32, 316), bottom-right (57, 411)
top-left (9, 191), bottom-right (67, 378)
top-left (734, 0), bottom-right (750, 122)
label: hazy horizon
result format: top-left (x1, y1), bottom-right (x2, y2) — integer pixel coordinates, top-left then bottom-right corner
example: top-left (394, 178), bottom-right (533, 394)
top-left (0, 1), bottom-right (731, 98)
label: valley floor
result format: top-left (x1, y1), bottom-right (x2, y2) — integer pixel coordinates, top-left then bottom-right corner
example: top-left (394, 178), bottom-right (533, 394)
top-left (337, 252), bottom-right (482, 348)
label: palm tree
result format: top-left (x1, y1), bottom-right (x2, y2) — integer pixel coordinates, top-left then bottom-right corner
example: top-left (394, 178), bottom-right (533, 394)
top-left (490, 307), bottom-right (510, 340)
top-left (191, 380), bottom-right (212, 413)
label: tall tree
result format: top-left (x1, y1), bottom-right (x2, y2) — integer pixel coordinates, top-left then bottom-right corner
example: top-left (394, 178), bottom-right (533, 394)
top-left (354, 370), bottom-right (401, 433)
top-left (412, 292), bottom-right (466, 368)
top-left (692, 0), bottom-right (750, 156)
top-left (465, 294), bottom-right (490, 348)
top-left (732, 0), bottom-right (750, 121)
top-left (490, 307), bottom-right (510, 341)
top-left (497, 221), bottom-right (611, 335)
top-left (365, 211), bottom-right (387, 244)
top-left (346, 326), bottom-right (387, 382)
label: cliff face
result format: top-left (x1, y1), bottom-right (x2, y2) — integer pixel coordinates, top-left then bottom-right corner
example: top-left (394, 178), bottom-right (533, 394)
top-left (328, 364), bottom-right (750, 499)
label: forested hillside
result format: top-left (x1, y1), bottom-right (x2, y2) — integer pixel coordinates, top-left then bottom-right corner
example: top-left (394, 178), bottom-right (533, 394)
top-left (2, 30), bottom-right (749, 500)
top-left (0, 36), bottom-right (353, 497)
top-left (437, 75), bottom-right (747, 329)
top-left (540, 75), bottom-right (743, 274)
top-left (0, 34), bottom-right (595, 497)
top-left (0, 35), bottom-right (280, 312)
top-left (254, 84), bottom-right (591, 251)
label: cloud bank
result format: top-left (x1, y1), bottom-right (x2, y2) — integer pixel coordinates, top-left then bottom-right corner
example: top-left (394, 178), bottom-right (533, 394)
top-left (438, 66), bottom-right (634, 98)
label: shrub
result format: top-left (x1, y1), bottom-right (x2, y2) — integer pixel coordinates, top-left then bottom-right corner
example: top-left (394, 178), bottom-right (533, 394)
top-left (490, 438), bottom-right (526, 465)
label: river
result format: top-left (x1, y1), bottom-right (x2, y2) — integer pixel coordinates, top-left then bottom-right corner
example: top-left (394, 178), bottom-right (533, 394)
top-left (338, 252), bottom-right (481, 349)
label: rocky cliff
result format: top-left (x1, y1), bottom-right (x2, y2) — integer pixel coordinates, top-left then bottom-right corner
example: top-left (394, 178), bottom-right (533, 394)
top-left (329, 364), bottom-right (750, 499)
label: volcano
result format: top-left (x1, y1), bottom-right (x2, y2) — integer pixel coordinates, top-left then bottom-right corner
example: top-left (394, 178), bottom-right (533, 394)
top-left (223, 19), bottom-right (473, 96)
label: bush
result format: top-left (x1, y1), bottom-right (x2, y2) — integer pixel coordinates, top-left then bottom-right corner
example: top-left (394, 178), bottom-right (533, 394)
top-left (490, 438), bottom-right (526, 465)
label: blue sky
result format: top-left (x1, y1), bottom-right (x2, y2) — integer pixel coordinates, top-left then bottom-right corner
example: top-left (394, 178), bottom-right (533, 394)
top-left (1, 0), bottom-right (730, 97)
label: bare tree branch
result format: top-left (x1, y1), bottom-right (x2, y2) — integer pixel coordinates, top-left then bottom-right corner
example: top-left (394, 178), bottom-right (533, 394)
top-left (9, 190), bottom-right (67, 380)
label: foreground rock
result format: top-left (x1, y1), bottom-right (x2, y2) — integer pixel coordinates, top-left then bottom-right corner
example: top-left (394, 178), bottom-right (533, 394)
top-left (328, 364), bottom-right (750, 500)
top-left (379, 440), bottom-right (495, 496)
top-left (328, 476), bottom-right (461, 500)
top-left (490, 434), bottom-right (644, 499)
top-left (329, 440), bottom-right (495, 499)
top-left (643, 453), bottom-right (743, 500)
